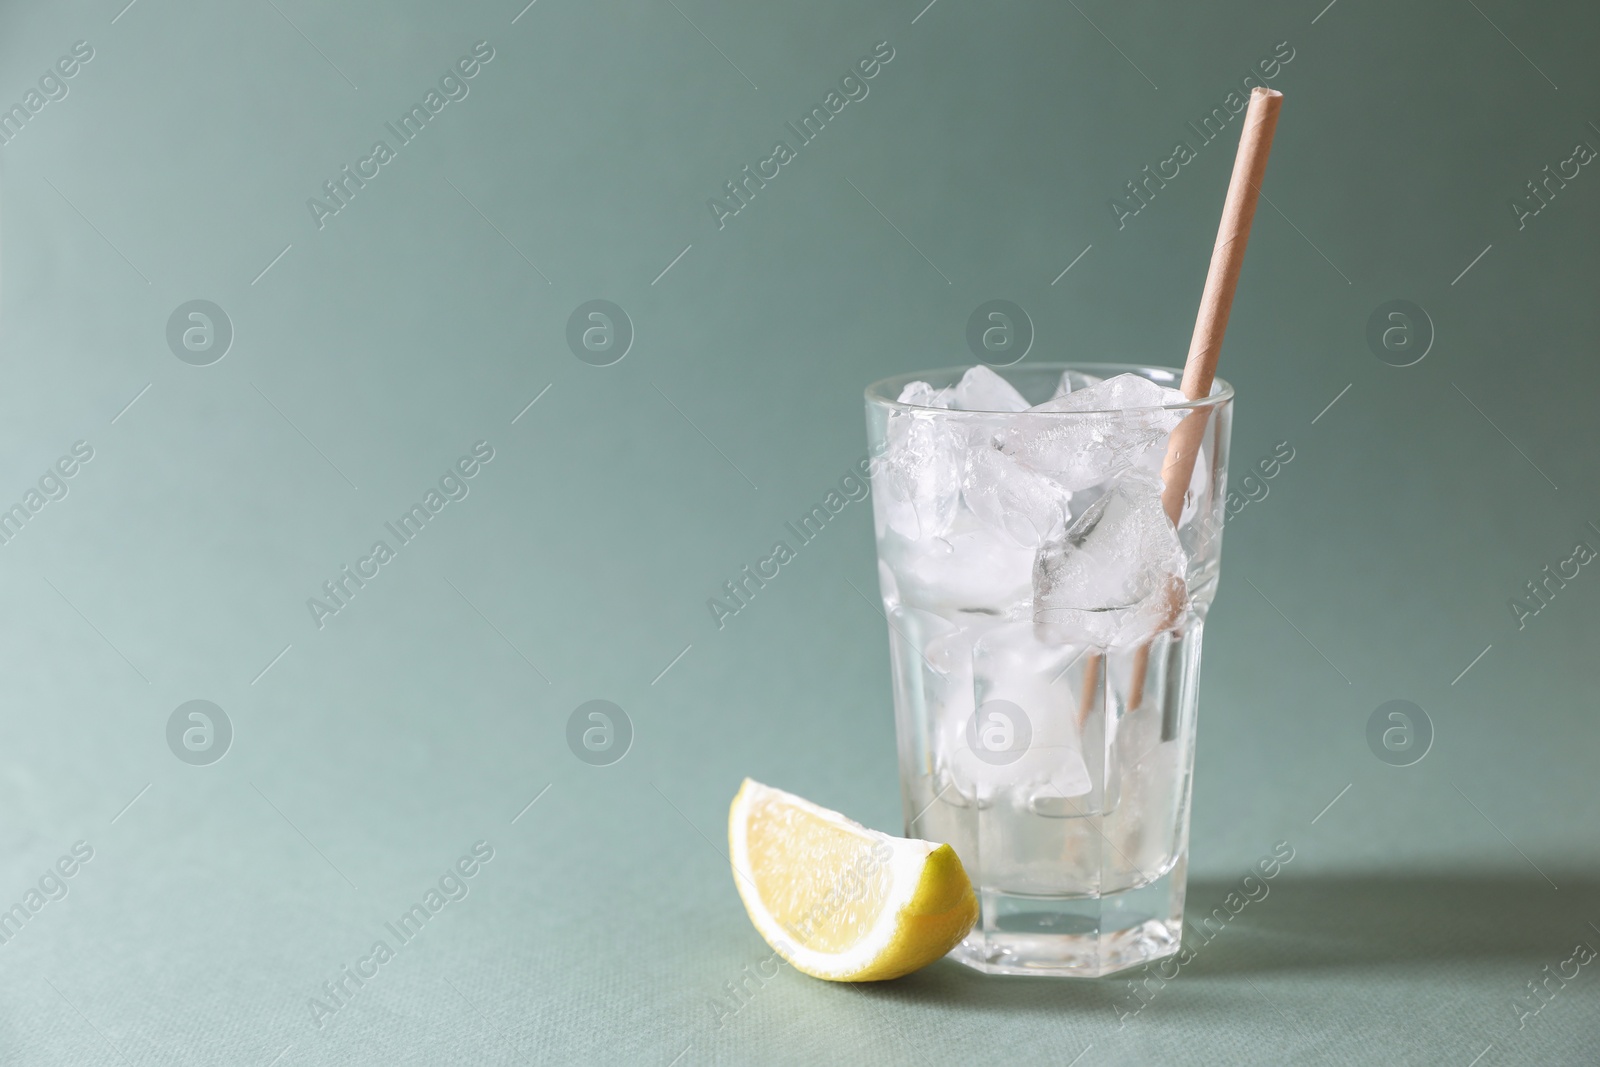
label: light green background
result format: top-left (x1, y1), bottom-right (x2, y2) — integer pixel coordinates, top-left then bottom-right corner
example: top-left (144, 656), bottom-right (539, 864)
top-left (1, 0), bottom-right (1597, 1063)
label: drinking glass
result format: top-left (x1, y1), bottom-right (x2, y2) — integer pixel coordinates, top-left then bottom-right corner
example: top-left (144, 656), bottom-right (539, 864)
top-left (864, 363), bottom-right (1233, 977)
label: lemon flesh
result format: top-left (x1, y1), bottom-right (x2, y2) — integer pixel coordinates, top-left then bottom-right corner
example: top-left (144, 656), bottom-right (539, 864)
top-left (728, 778), bottom-right (978, 982)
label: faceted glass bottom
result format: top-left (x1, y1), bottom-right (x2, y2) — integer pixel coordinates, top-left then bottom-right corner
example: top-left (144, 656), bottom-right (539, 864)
top-left (948, 862), bottom-right (1186, 977)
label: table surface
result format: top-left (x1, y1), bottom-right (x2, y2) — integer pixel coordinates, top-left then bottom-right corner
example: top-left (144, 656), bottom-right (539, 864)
top-left (2, 1), bottom-right (1598, 1064)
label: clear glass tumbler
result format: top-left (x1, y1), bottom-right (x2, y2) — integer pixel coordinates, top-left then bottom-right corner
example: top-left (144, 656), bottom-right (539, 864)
top-left (863, 363), bottom-right (1233, 977)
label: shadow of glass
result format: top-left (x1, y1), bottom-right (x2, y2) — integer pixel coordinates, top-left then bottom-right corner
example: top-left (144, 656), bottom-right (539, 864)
top-left (847, 868), bottom-right (1598, 1010)
top-left (1184, 869), bottom-right (1599, 976)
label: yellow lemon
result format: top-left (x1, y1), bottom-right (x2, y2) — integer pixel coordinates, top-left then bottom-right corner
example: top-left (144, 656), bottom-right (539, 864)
top-left (727, 778), bottom-right (978, 981)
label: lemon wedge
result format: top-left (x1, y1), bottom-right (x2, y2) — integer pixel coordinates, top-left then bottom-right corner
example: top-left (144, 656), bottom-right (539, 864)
top-left (727, 778), bottom-right (978, 982)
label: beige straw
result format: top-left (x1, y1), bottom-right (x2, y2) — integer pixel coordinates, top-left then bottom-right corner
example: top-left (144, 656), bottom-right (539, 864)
top-left (1159, 88), bottom-right (1283, 520)
top-left (1125, 87), bottom-right (1283, 712)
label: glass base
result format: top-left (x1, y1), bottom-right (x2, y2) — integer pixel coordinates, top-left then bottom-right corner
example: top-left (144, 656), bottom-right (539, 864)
top-left (949, 864), bottom-right (1186, 978)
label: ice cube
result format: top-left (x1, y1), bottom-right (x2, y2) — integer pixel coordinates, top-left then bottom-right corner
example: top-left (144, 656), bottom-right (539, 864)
top-left (920, 622), bottom-right (997, 803)
top-left (962, 443), bottom-right (1072, 548)
top-left (935, 622), bottom-right (1092, 801)
top-left (886, 511), bottom-right (1034, 616)
top-left (1033, 471), bottom-right (1187, 648)
top-left (1031, 373), bottom-right (1182, 416)
top-left (875, 557), bottom-right (901, 611)
top-left (924, 624), bottom-right (978, 730)
top-left (897, 380), bottom-right (952, 408)
top-left (890, 606), bottom-right (973, 731)
top-left (876, 403), bottom-right (964, 541)
top-left (1000, 374), bottom-right (1185, 491)
top-left (1050, 369), bottom-right (1102, 400)
top-left (950, 365), bottom-right (1029, 413)
top-left (972, 623), bottom-right (1092, 798)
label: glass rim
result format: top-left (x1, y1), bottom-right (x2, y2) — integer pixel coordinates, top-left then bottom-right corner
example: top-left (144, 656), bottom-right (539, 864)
top-left (864, 362), bottom-right (1234, 417)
